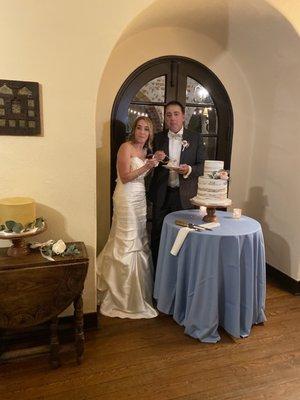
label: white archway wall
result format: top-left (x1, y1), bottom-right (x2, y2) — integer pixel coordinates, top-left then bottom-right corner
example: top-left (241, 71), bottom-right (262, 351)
top-left (97, 2), bottom-right (300, 280)
top-left (267, 0), bottom-right (300, 34)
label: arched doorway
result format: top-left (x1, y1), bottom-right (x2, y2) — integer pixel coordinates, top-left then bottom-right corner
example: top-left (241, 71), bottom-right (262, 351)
top-left (111, 55), bottom-right (233, 195)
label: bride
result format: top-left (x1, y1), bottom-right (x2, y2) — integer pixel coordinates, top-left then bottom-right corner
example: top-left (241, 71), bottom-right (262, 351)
top-left (97, 116), bottom-right (160, 319)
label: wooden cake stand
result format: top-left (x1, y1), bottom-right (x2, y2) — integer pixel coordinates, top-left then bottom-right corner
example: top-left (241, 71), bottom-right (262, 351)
top-left (0, 222), bottom-right (47, 257)
top-left (190, 199), bottom-right (232, 223)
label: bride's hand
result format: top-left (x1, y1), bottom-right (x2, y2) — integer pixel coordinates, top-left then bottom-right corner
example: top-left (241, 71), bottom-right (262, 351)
top-left (145, 158), bottom-right (159, 169)
top-left (154, 150), bottom-right (166, 162)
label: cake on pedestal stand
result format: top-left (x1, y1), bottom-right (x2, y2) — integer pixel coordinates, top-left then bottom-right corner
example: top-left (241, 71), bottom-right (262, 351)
top-left (190, 199), bottom-right (232, 223)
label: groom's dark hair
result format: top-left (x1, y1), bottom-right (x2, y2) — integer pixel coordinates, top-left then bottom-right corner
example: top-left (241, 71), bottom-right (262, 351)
top-left (165, 100), bottom-right (185, 114)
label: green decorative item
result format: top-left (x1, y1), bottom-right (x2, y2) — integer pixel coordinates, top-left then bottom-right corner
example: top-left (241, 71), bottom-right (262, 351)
top-left (30, 239), bottom-right (80, 261)
top-left (0, 217), bottom-right (45, 233)
top-left (0, 219), bottom-right (47, 257)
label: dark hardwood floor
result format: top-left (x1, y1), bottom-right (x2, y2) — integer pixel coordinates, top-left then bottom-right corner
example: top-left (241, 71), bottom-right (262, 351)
top-left (0, 277), bottom-right (299, 400)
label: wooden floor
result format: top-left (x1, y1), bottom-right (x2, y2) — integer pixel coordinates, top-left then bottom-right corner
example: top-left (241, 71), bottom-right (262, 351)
top-left (0, 278), bottom-right (299, 400)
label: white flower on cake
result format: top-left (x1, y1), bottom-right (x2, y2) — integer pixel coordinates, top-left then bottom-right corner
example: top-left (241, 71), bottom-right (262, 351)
top-left (208, 169), bottom-right (229, 181)
top-left (181, 140), bottom-right (190, 151)
top-left (52, 239), bottom-right (67, 255)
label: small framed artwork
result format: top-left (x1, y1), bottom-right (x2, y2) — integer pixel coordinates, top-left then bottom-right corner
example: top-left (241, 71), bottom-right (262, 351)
top-left (0, 79), bottom-right (41, 136)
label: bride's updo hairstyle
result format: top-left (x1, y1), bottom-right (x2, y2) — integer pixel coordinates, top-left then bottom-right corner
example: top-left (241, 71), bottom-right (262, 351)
top-left (127, 116), bottom-right (154, 151)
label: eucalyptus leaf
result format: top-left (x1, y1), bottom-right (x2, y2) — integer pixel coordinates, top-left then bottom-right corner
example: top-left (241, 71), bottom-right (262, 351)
top-left (63, 244), bottom-right (80, 256)
top-left (43, 245), bottom-right (52, 253)
top-left (35, 217), bottom-right (44, 229)
top-left (25, 221), bottom-right (36, 231)
top-left (5, 221), bottom-right (16, 231)
top-left (43, 248), bottom-right (53, 257)
top-left (12, 223), bottom-right (24, 233)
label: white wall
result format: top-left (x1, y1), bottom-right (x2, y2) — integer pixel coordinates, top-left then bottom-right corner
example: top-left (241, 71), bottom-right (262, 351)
top-left (227, 1), bottom-right (300, 280)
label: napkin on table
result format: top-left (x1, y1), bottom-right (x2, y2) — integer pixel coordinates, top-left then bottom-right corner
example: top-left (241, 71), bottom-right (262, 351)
top-left (170, 222), bottom-right (220, 256)
top-left (170, 227), bottom-right (193, 256)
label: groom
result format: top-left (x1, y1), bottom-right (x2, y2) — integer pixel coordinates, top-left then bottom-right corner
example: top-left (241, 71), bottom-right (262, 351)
top-left (149, 100), bottom-right (206, 267)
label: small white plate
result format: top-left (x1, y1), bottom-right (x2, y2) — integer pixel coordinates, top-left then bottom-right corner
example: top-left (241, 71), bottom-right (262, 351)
top-left (162, 164), bottom-right (180, 171)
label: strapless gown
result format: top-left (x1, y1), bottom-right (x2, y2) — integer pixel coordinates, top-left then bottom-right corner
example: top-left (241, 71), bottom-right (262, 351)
top-left (97, 157), bottom-right (158, 319)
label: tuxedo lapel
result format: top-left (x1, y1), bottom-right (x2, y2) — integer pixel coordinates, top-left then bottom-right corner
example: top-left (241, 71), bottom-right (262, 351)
top-left (180, 129), bottom-right (191, 164)
top-left (160, 131), bottom-right (169, 157)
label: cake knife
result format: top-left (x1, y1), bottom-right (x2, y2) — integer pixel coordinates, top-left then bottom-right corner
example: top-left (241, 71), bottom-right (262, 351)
top-left (175, 220), bottom-right (212, 231)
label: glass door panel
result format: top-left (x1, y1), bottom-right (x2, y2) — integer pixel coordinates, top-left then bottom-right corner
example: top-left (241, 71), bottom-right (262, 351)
top-left (186, 77), bottom-right (214, 105)
top-left (203, 137), bottom-right (217, 159)
top-left (132, 76), bottom-right (166, 103)
top-left (126, 105), bottom-right (164, 133)
top-left (185, 106), bottom-right (218, 135)
top-left (111, 56), bottom-right (233, 201)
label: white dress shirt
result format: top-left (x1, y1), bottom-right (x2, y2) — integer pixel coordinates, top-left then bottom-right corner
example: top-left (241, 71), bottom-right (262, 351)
top-left (167, 127), bottom-right (192, 187)
top-left (168, 128), bottom-right (182, 187)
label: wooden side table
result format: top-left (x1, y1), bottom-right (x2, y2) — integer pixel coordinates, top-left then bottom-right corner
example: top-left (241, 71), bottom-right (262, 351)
top-left (0, 241), bottom-right (89, 368)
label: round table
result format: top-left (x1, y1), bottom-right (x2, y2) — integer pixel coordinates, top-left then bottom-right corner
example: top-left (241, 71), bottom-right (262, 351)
top-left (154, 210), bottom-right (266, 343)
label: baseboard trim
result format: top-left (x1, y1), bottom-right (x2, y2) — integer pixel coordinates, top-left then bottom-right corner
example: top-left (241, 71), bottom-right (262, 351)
top-left (266, 264), bottom-right (300, 295)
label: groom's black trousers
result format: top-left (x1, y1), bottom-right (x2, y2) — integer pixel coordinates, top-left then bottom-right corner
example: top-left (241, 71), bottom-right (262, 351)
top-left (151, 187), bottom-right (182, 270)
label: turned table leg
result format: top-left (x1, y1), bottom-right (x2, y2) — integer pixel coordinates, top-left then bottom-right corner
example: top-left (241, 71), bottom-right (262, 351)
top-left (0, 331), bottom-right (5, 362)
top-left (49, 316), bottom-right (61, 368)
top-left (74, 294), bottom-right (84, 364)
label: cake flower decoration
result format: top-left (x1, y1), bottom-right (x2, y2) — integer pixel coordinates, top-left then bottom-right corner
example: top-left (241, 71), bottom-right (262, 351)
top-left (219, 170), bottom-right (229, 180)
top-left (209, 169), bottom-right (230, 180)
top-left (181, 140), bottom-right (190, 151)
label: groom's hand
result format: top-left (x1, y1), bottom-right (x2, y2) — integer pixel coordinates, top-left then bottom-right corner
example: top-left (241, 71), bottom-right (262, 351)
top-left (178, 164), bottom-right (190, 175)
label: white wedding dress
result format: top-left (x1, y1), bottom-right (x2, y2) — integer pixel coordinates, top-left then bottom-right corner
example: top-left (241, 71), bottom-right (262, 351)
top-left (97, 157), bottom-right (158, 319)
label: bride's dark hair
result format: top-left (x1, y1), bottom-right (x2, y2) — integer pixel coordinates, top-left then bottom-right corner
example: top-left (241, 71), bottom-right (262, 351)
top-left (127, 116), bottom-right (154, 152)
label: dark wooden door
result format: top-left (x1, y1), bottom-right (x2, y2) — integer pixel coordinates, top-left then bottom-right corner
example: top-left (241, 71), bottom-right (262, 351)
top-left (111, 56), bottom-right (233, 196)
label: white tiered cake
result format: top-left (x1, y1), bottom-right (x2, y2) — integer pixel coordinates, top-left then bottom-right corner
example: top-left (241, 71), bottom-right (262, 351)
top-left (191, 160), bottom-right (231, 206)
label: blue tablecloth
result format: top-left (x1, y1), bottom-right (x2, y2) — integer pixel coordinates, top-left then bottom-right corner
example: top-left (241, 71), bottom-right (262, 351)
top-left (154, 210), bottom-right (266, 343)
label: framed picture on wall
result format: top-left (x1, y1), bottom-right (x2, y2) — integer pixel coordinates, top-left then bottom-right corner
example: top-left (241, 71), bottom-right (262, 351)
top-left (0, 79), bottom-right (41, 136)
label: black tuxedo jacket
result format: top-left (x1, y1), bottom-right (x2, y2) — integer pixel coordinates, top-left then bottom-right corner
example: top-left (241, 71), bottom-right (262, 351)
top-left (149, 129), bottom-right (206, 209)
